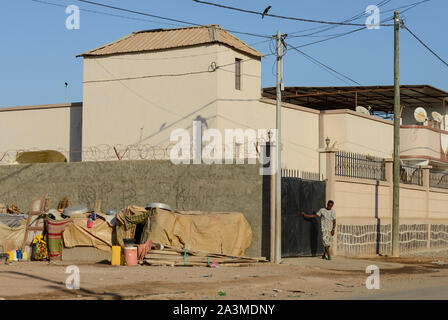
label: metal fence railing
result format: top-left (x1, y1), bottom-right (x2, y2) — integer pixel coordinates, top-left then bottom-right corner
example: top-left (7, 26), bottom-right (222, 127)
top-left (281, 169), bottom-right (322, 181)
top-left (335, 151), bottom-right (386, 181)
top-left (429, 171), bottom-right (448, 189)
top-left (400, 165), bottom-right (423, 186)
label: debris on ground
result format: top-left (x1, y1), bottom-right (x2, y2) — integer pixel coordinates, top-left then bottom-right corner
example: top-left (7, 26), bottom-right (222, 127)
top-left (218, 291), bottom-right (226, 296)
top-left (144, 245), bottom-right (267, 267)
top-left (288, 289), bottom-right (305, 294)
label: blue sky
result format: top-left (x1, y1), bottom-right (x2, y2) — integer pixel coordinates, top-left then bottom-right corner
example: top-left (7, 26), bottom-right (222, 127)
top-left (1, 0), bottom-right (446, 107)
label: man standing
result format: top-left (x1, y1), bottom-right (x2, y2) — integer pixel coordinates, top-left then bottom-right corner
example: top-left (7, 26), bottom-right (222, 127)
top-left (301, 200), bottom-right (336, 260)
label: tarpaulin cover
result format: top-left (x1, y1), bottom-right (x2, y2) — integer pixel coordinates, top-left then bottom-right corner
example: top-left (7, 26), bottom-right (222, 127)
top-left (142, 209), bottom-right (253, 257)
top-left (63, 217), bottom-right (113, 252)
top-left (0, 219), bottom-right (27, 252)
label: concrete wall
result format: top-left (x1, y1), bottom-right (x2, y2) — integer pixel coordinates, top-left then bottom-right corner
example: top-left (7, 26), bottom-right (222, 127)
top-left (0, 160), bottom-right (264, 257)
top-left (0, 103), bottom-right (82, 162)
top-left (322, 110), bottom-right (394, 158)
top-left (329, 162), bottom-right (448, 256)
top-left (401, 126), bottom-right (443, 161)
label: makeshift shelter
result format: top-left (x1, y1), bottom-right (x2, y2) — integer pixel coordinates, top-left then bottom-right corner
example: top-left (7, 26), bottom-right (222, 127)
top-left (116, 207), bottom-right (253, 257)
top-left (63, 215), bottom-right (113, 251)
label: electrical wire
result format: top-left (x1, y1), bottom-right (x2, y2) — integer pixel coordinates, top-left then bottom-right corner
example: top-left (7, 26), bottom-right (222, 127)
top-left (77, 0), bottom-right (272, 39)
top-left (404, 25), bottom-right (448, 69)
top-left (284, 0), bottom-right (431, 48)
top-left (285, 42), bottom-right (362, 86)
top-left (287, 0), bottom-right (393, 38)
top-left (193, 0), bottom-right (394, 27)
top-left (30, 0), bottom-right (185, 27)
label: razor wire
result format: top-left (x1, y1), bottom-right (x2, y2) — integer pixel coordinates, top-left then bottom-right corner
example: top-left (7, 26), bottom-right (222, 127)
top-left (0, 139), bottom-right (272, 165)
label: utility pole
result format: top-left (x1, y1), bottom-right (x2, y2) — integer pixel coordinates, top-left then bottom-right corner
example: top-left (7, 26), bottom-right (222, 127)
top-left (392, 10), bottom-right (401, 257)
top-left (274, 31), bottom-right (283, 264)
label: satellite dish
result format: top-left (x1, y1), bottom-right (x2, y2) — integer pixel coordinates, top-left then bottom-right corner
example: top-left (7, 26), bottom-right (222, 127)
top-left (356, 106), bottom-right (370, 115)
top-left (432, 111), bottom-right (443, 123)
top-left (414, 107), bottom-right (428, 123)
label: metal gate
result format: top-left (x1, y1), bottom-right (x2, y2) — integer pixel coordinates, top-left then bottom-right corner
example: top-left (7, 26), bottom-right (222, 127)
top-left (281, 177), bottom-right (326, 257)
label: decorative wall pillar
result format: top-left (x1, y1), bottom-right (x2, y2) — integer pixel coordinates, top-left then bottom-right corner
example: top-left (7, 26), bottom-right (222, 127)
top-left (421, 165), bottom-right (432, 248)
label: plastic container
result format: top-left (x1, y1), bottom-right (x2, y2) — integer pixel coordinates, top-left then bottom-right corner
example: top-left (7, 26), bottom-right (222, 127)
top-left (87, 218), bottom-right (93, 228)
top-left (7, 251), bottom-right (14, 262)
top-left (12, 250), bottom-right (18, 261)
top-left (111, 246), bottom-right (121, 266)
top-left (124, 247), bottom-right (138, 266)
top-left (16, 250), bottom-right (22, 260)
top-left (22, 251), bottom-right (28, 261)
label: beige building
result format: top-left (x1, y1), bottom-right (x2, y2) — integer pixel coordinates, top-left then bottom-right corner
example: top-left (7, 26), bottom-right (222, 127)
top-left (0, 102), bottom-right (82, 162)
top-left (3, 26), bottom-right (447, 174)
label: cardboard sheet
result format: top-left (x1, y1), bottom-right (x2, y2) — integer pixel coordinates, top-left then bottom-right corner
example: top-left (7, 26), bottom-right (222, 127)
top-left (142, 209), bottom-right (252, 257)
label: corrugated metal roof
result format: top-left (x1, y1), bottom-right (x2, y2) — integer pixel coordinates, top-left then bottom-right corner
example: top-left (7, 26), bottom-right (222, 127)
top-left (78, 25), bottom-right (263, 58)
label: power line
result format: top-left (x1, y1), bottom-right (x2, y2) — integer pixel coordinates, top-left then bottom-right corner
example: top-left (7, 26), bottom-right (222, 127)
top-left (193, 0), bottom-right (394, 27)
top-left (404, 25), bottom-right (448, 69)
top-left (285, 0), bottom-right (431, 48)
top-left (285, 42), bottom-right (362, 86)
top-left (30, 0), bottom-right (185, 27)
top-left (287, 0), bottom-right (393, 38)
top-left (77, 0), bottom-right (272, 39)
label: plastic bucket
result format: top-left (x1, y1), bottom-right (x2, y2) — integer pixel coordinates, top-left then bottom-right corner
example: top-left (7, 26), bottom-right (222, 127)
top-left (124, 247), bottom-right (138, 266)
top-left (111, 246), bottom-right (121, 266)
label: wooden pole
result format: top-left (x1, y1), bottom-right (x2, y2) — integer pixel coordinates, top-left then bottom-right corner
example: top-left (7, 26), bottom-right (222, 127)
top-left (275, 31), bottom-right (283, 264)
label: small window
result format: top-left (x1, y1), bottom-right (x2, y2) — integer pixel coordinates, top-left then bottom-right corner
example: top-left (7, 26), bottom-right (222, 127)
top-left (235, 58), bottom-right (242, 90)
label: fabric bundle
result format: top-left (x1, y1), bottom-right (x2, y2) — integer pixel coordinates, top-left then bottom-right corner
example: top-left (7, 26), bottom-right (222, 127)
top-left (32, 235), bottom-right (48, 261)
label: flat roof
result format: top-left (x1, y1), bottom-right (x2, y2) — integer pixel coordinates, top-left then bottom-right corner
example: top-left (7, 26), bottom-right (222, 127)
top-left (262, 85), bottom-right (448, 114)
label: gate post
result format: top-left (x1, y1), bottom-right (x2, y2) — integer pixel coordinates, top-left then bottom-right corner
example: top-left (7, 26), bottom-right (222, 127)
top-left (319, 148), bottom-right (337, 204)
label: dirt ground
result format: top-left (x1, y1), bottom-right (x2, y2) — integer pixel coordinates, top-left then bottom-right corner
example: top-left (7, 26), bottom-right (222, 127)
top-left (1, 249), bottom-right (448, 300)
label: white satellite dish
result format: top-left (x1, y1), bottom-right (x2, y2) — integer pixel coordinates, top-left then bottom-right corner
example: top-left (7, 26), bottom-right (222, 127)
top-left (356, 106), bottom-right (370, 115)
top-left (432, 111), bottom-right (443, 123)
top-left (414, 107), bottom-right (428, 123)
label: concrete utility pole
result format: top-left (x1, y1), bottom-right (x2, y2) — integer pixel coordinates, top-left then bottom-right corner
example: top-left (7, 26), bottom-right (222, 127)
top-left (275, 31), bottom-right (283, 264)
top-left (392, 10), bottom-right (401, 257)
